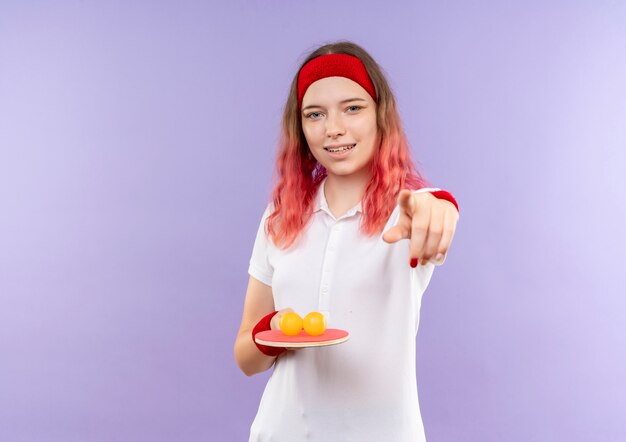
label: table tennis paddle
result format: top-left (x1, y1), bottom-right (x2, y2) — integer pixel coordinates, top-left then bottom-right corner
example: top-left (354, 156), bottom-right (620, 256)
top-left (254, 328), bottom-right (349, 348)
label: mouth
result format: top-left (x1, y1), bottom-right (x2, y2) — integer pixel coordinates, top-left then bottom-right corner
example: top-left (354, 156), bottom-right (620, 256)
top-left (324, 144), bottom-right (356, 154)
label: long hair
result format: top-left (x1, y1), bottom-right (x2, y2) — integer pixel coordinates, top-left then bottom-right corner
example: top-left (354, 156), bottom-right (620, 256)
top-left (266, 40), bottom-right (432, 250)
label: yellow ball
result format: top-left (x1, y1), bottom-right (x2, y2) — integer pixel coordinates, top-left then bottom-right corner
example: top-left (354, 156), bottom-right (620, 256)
top-left (303, 312), bottom-right (327, 336)
top-left (279, 312), bottom-right (303, 336)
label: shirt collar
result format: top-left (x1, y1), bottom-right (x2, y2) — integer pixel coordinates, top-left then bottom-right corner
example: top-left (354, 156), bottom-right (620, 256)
top-left (313, 176), bottom-right (363, 216)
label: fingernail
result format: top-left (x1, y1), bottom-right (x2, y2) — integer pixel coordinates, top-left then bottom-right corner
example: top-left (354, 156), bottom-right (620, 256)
top-left (435, 253), bottom-right (444, 262)
top-left (410, 258), bottom-right (418, 268)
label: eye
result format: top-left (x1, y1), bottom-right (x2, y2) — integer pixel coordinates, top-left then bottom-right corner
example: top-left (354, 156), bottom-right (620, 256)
top-left (304, 106), bottom-right (362, 120)
top-left (305, 112), bottom-right (322, 119)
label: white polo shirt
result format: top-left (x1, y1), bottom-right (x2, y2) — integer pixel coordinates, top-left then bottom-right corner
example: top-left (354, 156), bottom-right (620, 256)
top-left (247, 176), bottom-right (445, 442)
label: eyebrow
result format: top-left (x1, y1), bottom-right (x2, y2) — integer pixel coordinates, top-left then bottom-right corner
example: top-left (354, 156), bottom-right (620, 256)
top-left (301, 97), bottom-right (367, 112)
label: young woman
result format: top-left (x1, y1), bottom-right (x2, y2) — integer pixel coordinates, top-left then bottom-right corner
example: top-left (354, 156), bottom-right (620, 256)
top-left (234, 41), bottom-right (460, 441)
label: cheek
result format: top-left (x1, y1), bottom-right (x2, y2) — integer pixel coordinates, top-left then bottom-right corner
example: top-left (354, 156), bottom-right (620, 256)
top-left (352, 114), bottom-right (376, 135)
top-left (302, 124), bottom-right (322, 143)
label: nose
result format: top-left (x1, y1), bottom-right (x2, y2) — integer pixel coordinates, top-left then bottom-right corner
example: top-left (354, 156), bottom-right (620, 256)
top-left (325, 112), bottom-right (345, 138)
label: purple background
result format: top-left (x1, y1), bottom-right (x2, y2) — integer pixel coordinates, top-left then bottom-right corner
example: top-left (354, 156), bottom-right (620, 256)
top-left (1, 1), bottom-right (625, 441)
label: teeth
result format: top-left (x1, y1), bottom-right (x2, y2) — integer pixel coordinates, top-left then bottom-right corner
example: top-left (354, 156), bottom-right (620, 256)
top-left (327, 144), bottom-right (355, 153)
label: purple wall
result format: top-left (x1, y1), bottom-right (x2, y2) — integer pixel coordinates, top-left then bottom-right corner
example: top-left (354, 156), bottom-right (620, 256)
top-left (1, 1), bottom-right (625, 441)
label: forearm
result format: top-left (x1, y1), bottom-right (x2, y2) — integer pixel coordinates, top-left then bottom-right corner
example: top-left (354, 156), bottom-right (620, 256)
top-left (234, 329), bottom-right (278, 376)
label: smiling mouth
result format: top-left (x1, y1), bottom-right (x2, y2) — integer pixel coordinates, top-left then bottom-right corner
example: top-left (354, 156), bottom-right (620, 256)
top-left (324, 144), bottom-right (356, 153)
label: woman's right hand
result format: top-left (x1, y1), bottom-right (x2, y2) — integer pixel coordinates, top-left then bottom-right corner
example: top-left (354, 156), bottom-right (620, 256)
top-left (271, 308), bottom-right (301, 351)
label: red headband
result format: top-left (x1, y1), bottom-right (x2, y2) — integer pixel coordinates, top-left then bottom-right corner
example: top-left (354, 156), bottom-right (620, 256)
top-left (297, 53), bottom-right (377, 111)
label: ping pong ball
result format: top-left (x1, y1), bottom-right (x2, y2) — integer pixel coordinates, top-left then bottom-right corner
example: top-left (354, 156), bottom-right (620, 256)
top-left (279, 312), bottom-right (303, 336)
top-left (303, 312), bottom-right (327, 336)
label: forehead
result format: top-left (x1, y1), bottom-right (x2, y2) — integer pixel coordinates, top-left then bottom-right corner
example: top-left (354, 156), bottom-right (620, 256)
top-left (302, 76), bottom-right (371, 105)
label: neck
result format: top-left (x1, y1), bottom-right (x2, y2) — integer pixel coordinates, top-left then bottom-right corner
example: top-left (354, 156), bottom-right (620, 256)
top-left (323, 169), bottom-right (372, 215)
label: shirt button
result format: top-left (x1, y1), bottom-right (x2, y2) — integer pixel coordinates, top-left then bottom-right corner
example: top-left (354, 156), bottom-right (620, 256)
top-left (329, 244), bottom-right (335, 251)
top-left (321, 287), bottom-right (328, 293)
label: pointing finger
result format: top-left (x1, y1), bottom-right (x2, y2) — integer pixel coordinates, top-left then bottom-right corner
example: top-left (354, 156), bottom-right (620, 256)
top-left (397, 189), bottom-right (415, 214)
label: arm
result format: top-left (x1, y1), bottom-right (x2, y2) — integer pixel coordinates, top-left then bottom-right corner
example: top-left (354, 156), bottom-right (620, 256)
top-left (233, 275), bottom-right (282, 376)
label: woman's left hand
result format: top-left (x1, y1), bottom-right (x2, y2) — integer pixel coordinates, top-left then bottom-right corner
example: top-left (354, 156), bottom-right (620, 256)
top-left (382, 190), bottom-right (459, 267)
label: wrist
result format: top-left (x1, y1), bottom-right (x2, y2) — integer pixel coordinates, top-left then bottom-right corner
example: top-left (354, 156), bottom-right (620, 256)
top-left (252, 311), bottom-right (288, 357)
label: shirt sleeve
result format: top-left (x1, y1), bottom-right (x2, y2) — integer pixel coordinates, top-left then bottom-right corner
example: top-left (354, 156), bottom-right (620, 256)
top-left (248, 203), bottom-right (274, 287)
top-left (413, 187), bottom-right (441, 194)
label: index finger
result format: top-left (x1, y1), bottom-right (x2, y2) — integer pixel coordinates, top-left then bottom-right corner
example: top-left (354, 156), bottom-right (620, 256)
top-left (397, 189), bottom-right (416, 214)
